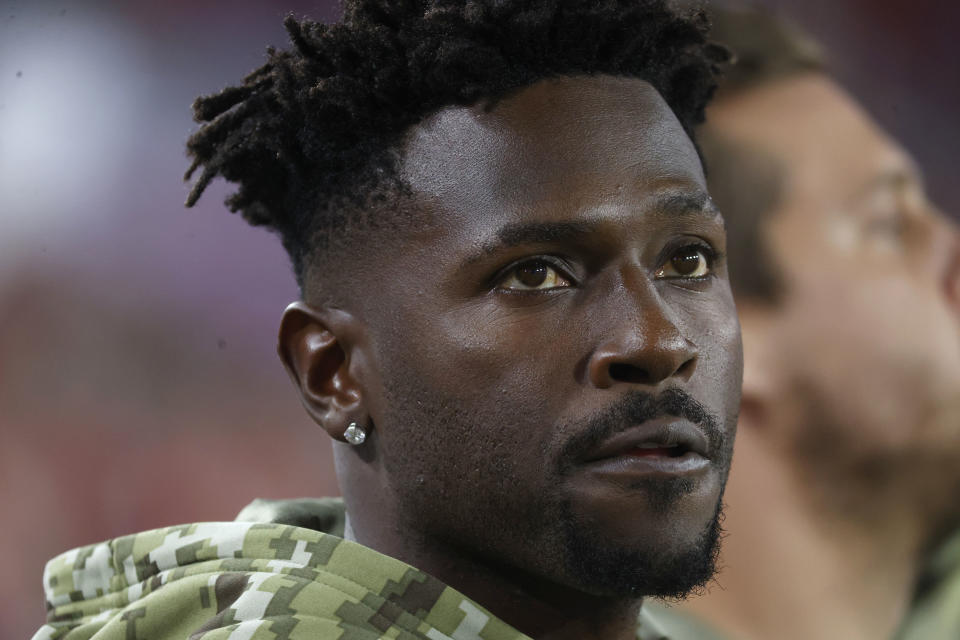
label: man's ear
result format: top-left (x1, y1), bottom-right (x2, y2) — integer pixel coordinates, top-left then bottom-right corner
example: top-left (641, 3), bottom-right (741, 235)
top-left (277, 301), bottom-right (366, 443)
top-left (736, 302), bottom-right (778, 435)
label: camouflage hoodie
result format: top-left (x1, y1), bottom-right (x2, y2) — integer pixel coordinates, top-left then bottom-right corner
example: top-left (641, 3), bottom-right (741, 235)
top-left (33, 498), bottom-right (672, 640)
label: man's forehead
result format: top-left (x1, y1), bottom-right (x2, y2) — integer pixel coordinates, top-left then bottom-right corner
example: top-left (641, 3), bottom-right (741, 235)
top-left (711, 75), bottom-right (917, 204)
top-left (399, 74), bottom-right (705, 221)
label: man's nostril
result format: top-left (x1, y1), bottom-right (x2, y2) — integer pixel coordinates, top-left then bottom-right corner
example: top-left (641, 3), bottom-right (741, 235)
top-left (609, 363), bottom-right (650, 384)
top-left (676, 358), bottom-right (696, 378)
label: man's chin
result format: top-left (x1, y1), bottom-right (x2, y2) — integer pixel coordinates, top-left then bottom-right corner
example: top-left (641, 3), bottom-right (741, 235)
top-left (560, 497), bottom-right (725, 599)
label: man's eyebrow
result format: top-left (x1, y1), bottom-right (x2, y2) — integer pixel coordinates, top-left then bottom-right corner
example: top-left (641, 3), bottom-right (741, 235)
top-left (847, 164), bottom-right (926, 209)
top-left (494, 192), bottom-right (717, 248)
top-left (865, 166), bottom-right (925, 195)
top-left (653, 191), bottom-right (718, 219)
top-left (497, 220), bottom-right (599, 248)
top-left (647, 190), bottom-right (726, 233)
top-left (461, 192), bottom-right (720, 268)
top-left (463, 221), bottom-right (599, 267)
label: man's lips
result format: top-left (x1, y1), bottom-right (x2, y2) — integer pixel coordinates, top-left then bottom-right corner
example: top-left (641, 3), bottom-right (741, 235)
top-left (574, 418), bottom-right (712, 479)
top-left (580, 418), bottom-right (710, 463)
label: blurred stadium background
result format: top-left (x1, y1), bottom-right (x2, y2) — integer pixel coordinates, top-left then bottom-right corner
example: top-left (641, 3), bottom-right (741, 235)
top-left (1, 0), bottom-right (957, 636)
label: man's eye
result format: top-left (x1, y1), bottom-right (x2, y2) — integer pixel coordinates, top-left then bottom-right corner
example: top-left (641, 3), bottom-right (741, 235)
top-left (655, 245), bottom-right (712, 279)
top-left (865, 209), bottom-right (908, 237)
top-left (498, 260), bottom-right (571, 291)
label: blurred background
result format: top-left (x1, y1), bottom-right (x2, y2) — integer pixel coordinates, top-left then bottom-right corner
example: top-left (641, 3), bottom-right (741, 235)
top-left (1, 0), bottom-right (957, 637)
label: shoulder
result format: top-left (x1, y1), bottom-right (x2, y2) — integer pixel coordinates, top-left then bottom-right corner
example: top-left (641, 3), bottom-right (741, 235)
top-left (641, 600), bottom-right (733, 640)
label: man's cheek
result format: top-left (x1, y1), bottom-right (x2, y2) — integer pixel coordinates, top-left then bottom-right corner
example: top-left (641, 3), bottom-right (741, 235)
top-left (690, 313), bottom-right (742, 387)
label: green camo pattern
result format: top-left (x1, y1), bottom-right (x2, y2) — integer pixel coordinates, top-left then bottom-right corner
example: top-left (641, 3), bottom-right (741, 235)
top-left (895, 528), bottom-right (960, 640)
top-left (33, 498), bottom-right (673, 640)
top-left (641, 601), bottom-right (730, 640)
top-left (33, 520), bottom-right (530, 640)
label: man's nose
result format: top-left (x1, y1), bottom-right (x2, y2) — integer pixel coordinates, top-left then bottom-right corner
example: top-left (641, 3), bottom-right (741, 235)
top-left (943, 221), bottom-right (960, 318)
top-left (928, 208), bottom-right (960, 318)
top-left (587, 281), bottom-right (698, 389)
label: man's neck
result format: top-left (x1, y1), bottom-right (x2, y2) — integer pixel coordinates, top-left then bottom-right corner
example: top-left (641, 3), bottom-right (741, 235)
top-left (679, 430), bottom-right (925, 640)
top-left (343, 512), bottom-right (642, 639)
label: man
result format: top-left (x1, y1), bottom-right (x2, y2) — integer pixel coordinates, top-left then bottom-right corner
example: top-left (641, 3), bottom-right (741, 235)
top-left (650, 7), bottom-right (960, 640)
top-left (32, 2), bottom-right (742, 639)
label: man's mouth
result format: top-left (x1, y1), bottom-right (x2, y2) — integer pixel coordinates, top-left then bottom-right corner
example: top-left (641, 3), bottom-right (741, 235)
top-left (582, 419), bottom-right (709, 461)
top-left (578, 419), bottom-right (711, 477)
top-left (625, 443), bottom-right (692, 458)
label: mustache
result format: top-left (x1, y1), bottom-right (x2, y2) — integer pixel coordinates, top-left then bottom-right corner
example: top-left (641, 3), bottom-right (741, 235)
top-left (558, 388), bottom-right (727, 469)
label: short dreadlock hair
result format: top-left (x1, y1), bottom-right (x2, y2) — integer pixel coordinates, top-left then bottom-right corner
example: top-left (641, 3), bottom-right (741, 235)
top-left (185, 0), bottom-right (728, 289)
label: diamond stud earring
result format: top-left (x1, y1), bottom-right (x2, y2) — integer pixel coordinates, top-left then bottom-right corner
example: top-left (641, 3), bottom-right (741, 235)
top-left (343, 422), bottom-right (367, 446)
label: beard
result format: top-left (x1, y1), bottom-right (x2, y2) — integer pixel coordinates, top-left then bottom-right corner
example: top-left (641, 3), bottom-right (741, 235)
top-left (553, 388), bottom-right (732, 598)
top-left (378, 345), bottom-right (736, 598)
top-left (559, 491), bottom-right (726, 600)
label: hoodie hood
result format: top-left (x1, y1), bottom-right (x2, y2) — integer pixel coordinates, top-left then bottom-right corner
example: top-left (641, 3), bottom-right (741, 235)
top-left (33, 521), bottom-right (529, 640)
top-left (34, 498), bottom-right (674, 640)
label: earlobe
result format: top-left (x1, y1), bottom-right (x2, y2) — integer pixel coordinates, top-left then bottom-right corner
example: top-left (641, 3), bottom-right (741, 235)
top-left (277, 301), bottom-right (367, 442)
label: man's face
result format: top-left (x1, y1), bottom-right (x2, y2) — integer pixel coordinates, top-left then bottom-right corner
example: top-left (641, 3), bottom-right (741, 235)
top-left (333, 76), bottom-right (742, 596)
top-left (709, 75), bottom-right (960, 520)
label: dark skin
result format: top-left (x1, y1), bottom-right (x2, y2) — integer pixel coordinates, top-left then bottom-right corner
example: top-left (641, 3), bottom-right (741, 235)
top-left (279, 75), bottom-right (743, 639)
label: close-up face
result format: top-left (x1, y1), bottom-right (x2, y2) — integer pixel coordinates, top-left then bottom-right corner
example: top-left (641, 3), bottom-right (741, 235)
top-left (708, 74), bottom-right (960, 509)
top-left (323, 75), bottom-right (743, 597)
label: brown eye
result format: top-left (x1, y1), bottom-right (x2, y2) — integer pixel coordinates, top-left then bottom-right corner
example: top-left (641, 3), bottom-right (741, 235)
top-left (671, 248), bottom-right (703, 275)
top-left (516, 262), bottom-right (548, 287)
top-left (655, 246), bottom-right (711, 279)
top-left (498, 260), bottom-right (571, 291)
